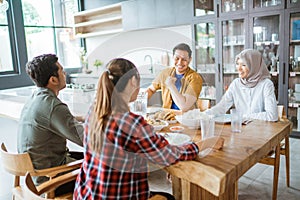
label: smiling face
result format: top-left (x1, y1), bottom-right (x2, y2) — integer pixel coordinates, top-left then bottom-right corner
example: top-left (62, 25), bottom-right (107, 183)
top-left (236, 58), bottom-right (250, 79)
top-left (173, 49), bottom-right (191, 75)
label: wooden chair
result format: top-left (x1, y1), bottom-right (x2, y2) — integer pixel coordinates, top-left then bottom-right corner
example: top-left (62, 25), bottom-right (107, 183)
top-left (15, 171), bottom-right (167, 200)
top-left (0, 142), bottom-right (82, 199)
top-left (259, 105), bottom-right (291, 200)
top-left (197, 98), bottom-right (211, 112)
top-left (13, 170), bottom-right (80, 200)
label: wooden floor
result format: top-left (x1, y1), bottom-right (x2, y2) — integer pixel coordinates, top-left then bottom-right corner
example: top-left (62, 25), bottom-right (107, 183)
top-left (1, 116), bottom-right (300, 199)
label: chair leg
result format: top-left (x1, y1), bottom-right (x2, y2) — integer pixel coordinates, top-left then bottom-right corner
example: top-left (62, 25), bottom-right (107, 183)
top-left (285, 136), bottom-right (290, 187)
top-left (272, 144), bottom-right (280, 200)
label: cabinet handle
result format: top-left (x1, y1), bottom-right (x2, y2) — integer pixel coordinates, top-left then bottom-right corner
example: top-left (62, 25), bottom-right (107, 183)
top-left (283, 63), bottom-right (286, 85)
top-left (218, 64), bottom-right (221, 82)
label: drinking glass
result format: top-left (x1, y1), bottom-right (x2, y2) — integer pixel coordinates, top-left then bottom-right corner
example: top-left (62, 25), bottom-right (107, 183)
top-left (230, 109), bottom-right (242, 133)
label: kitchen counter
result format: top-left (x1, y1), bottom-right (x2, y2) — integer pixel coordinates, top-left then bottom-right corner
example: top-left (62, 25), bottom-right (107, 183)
top-left (0, 86), bottom-right (95, 120)
top-left (0, 86), bottom-right (95, 152)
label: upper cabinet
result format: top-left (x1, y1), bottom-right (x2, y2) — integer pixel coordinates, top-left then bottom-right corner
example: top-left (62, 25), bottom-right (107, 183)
top-left (73, 0), bottom-right (194, 38)
top-left (73, 3), bottom-right (123, 38)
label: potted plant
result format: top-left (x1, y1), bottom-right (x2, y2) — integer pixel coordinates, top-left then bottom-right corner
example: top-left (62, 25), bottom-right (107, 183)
top-left (93, 59), bottom-right (103, 73)
top-left (79, 48), bottom-right (92, 74)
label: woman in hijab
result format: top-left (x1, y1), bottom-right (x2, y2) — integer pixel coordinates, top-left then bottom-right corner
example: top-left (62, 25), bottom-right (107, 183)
top-left (205, 49), bottom-right (278, 121)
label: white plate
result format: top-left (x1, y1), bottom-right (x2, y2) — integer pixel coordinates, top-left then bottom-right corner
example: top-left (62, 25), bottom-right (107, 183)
top-left (160, 133), bottom-right (191, 146)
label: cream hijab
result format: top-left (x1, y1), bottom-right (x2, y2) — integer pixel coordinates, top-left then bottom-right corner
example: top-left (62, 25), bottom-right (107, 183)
top-left (235, 49), bottom-right (270, 88)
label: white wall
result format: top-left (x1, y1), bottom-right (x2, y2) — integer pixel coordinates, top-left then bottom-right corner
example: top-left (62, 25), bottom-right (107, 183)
top-left (85, 25), bottom-right (193, 69)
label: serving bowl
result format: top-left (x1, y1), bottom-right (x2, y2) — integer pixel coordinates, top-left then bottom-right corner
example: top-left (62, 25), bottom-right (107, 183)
top-left (170, 125), bottom-right (185, 133)
top-left (175, 109), bottom-right (209, 129)
top-left (147, 119), bottom-right (169, 131)
top-left (175, 115), bottom-right (200, 129)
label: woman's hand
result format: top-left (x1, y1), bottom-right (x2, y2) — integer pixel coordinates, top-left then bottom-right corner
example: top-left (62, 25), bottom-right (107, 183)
top-left (165, 76), bottom-right (176, 89)
top-left (195, 136), bottom-right (224, 152)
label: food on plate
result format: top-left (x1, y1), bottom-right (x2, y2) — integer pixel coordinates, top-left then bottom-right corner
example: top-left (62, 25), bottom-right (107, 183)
top-left (170, 126), bottom-right (184, 132)
top-left (146, 118), bottom-right (167, 126)
top-left (154, 110), bottom-right (176, 121)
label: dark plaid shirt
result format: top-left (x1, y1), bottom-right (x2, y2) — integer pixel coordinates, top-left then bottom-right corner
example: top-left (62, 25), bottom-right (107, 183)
top-left (73, 112), bottom-right (198, 200)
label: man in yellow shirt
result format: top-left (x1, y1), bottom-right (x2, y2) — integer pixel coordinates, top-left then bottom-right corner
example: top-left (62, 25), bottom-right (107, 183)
top-left (147, 43), bottom-right (203, 112)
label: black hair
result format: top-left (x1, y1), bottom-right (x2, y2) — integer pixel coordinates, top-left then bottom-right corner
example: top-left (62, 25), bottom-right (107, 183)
top-left (172, 43), bottom-right (192, 58)
top-left (25, 54), bottom-right (59, 87)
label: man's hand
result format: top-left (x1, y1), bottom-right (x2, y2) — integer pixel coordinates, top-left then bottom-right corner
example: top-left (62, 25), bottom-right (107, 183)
top-left (75, 116), bottom-right (85, 122)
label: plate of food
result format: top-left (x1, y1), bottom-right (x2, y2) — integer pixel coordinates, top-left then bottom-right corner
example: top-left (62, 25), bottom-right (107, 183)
top-left (152, 110), bottom-right (177, 123)
top-left (159, 133), bottom-right (191, 146)
top-left (169, 125), bottom-right (185, 133)
top-left (146, 118), bottom-right (169, 131)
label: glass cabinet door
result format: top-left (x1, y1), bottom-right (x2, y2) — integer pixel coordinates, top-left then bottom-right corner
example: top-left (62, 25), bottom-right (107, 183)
top-left (194, 0), bottom-right (214, 16)
top-left (221, 0), bottom-right (246, 13)
top-left (195, 22), bottom-right (216, 101)
top-left (253, 15), bottom-right (280, 100)
top-left (222, 19), bottom-right (245, 94)
top-left (288, 11), bottom-right (300, 132)
top-left (253, 0), bottom-right (282, 8)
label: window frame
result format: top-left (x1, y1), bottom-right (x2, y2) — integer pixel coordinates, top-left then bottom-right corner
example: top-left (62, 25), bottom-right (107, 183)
top-left (0, 0), bottom-right (83, 90)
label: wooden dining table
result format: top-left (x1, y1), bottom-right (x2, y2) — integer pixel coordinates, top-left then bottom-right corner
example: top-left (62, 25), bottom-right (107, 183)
top-left (159, 119), bottom-right (291, 200)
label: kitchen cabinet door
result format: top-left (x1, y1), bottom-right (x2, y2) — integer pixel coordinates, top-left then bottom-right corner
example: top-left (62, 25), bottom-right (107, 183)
top-left (250, 11), bottom-right (283, 103)
top-left (286, 10), bottom-right (300, 135)
top-left (220, 18), bottom-right (246, 100)
top-left (195, 22), bottom-right (217, 102)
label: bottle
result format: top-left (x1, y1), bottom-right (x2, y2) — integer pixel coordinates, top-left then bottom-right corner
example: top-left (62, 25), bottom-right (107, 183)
top-left (161, 52), bottom-right (169, 66)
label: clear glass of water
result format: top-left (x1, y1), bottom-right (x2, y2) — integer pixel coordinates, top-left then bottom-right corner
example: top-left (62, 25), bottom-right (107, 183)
top-left (131, 91), bottom-right (148, 118)
top-left (230, 109), bottom-right (242, 133)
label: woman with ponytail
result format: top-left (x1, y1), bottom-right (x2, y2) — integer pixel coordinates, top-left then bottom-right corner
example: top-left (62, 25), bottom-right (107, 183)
top-left (73, 58), bottom-right (224, 200)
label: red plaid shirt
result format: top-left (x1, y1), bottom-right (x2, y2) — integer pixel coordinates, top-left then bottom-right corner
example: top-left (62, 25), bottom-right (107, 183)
top-left (73, 112), bottom-right (199, 200)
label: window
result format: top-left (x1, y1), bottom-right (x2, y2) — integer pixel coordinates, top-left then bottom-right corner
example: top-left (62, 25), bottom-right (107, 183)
top-left (0, 0), bottom-right (82, 89)
top-left (22, 0), bottom-right (81, 68)
top-left (0, 0), bottom-right (13, 73)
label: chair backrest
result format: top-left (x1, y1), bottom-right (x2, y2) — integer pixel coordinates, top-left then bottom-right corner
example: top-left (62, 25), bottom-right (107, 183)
top-left (24, 172), bottom-right (49, 200)
top-left (277, 105), bottom-right (287, 121)
top-left (0, 143), bottom-right (35, 186)
top-left (24, 172), bottom-right (42, 200)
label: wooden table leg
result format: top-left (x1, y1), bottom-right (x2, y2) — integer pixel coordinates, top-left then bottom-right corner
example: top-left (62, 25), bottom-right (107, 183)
top-left (272, 144), bottom-right (280, 200)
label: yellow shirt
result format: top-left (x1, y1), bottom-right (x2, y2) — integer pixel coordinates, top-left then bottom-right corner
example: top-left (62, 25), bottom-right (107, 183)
top-left (152, 67), bottom-right (203, 110)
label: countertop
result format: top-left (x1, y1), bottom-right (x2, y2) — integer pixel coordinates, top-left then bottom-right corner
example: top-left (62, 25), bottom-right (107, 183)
top-left (0, 86), bottom-right (94, 120)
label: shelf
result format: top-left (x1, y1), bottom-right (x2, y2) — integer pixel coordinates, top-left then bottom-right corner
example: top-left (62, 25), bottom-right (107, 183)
top-left (223, 43), bottom-right (244, 47)
top-left (289, 72), bottom-right (300, 76)
top-left (73, 3), bottom-right (123, 38)
top-left (290, 40), bottom-right (300, 43)
top-left (289, 102), bottom-right (300, 108)
top-left (254, 41), bottom-right (280, 46)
